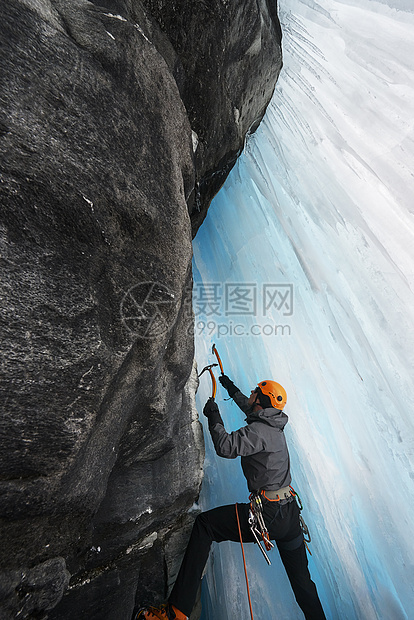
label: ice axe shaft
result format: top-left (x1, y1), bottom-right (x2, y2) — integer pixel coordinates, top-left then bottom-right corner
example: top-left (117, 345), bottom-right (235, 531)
top-left (212, 343), bottom-right (224, 375)
top-left (198, 363), bottom-right (218, 399)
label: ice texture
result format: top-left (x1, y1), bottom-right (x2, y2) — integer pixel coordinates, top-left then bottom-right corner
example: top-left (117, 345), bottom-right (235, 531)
top-left (193, 0), bottom-right (414, 618)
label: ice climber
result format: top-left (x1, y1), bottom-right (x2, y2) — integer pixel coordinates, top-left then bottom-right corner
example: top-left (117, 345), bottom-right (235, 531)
top-left (137, 376), bottom-right (326, 620)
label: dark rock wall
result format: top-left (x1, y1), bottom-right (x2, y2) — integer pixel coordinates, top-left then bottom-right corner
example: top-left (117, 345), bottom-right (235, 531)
top-left (141, 0), bottom-right (283, 233)
top-left (0, 1), bottom-right (282, 618)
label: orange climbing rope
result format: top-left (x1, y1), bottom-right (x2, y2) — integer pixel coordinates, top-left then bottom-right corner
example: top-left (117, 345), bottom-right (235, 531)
top-left (235, 503), bottom-right (254, 620)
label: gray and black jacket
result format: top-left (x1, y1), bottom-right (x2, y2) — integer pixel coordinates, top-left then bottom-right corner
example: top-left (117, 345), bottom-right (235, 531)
top-left (208, 389), bottom-right (291, 493)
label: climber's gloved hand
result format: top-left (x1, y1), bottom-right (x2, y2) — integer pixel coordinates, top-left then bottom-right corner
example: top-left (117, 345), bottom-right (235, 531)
top-left (218, 375), bottom-right (239, 397)
top-left (203, 397), bottom-right (224, 428)
top-left (203, 397), bottom-right (219, 417)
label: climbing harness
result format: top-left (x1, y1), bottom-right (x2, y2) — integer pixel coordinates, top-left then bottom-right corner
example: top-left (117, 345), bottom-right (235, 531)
top-left (212, 343), bottom-right (224, 375)
top-left (235, 503), bottom-right (255, 620)
top-left (198, 363), bottom-right (218, 399)
top-left (248, 486), bottom-right (313, 563)
top-left (261, 486), bottom-right (292, 501)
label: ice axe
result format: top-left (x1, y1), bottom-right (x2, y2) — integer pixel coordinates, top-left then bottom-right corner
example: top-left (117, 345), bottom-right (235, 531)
top-left (212, 343), bottom-right (224, 375)
top-left (198, 363), bottom-right (218, 399)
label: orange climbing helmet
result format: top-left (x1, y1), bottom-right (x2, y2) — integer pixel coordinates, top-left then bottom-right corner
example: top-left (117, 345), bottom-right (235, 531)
top-left (257, 380), bottom-right (287, 409)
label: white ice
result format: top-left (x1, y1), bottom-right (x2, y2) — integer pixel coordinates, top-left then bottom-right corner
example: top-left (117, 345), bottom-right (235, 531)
top-left (192, 0), bottom-right (414, 618)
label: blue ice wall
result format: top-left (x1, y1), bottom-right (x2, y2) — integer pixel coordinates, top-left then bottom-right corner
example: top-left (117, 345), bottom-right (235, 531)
top-left (192, 1), bottom-right (414, 619)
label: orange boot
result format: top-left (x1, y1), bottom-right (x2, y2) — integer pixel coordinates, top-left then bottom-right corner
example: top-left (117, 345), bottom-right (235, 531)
top-left (136, 603), bottom-right (187, 620)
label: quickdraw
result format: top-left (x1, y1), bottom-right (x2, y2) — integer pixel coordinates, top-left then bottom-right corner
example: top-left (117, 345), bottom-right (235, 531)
top-left (290, 485), bottom-right (312, 554)
top-left (248, 492), bottom-right (275, 565)
top-left (249, 487), bottom-right (313, 562)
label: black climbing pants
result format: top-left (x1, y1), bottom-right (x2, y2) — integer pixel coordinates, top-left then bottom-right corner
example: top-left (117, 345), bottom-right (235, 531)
top-left (169, 498), bottom-right (326, 620)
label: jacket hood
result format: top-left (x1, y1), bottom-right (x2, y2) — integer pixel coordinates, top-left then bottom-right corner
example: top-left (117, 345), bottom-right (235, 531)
top-left (246, 406), bottom-right (288, 429)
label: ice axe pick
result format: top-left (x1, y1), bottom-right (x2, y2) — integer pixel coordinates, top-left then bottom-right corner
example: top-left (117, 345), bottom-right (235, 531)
top-left (198, 363), bottom-right (218, 399)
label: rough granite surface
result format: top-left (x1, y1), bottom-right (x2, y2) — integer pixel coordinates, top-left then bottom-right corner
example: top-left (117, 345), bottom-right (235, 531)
top-left (0, 1), bottom-right (282, 618)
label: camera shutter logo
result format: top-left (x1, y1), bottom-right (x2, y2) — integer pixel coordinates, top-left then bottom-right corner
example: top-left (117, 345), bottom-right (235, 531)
top-left (121, 282), bottom-right (178, 338)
